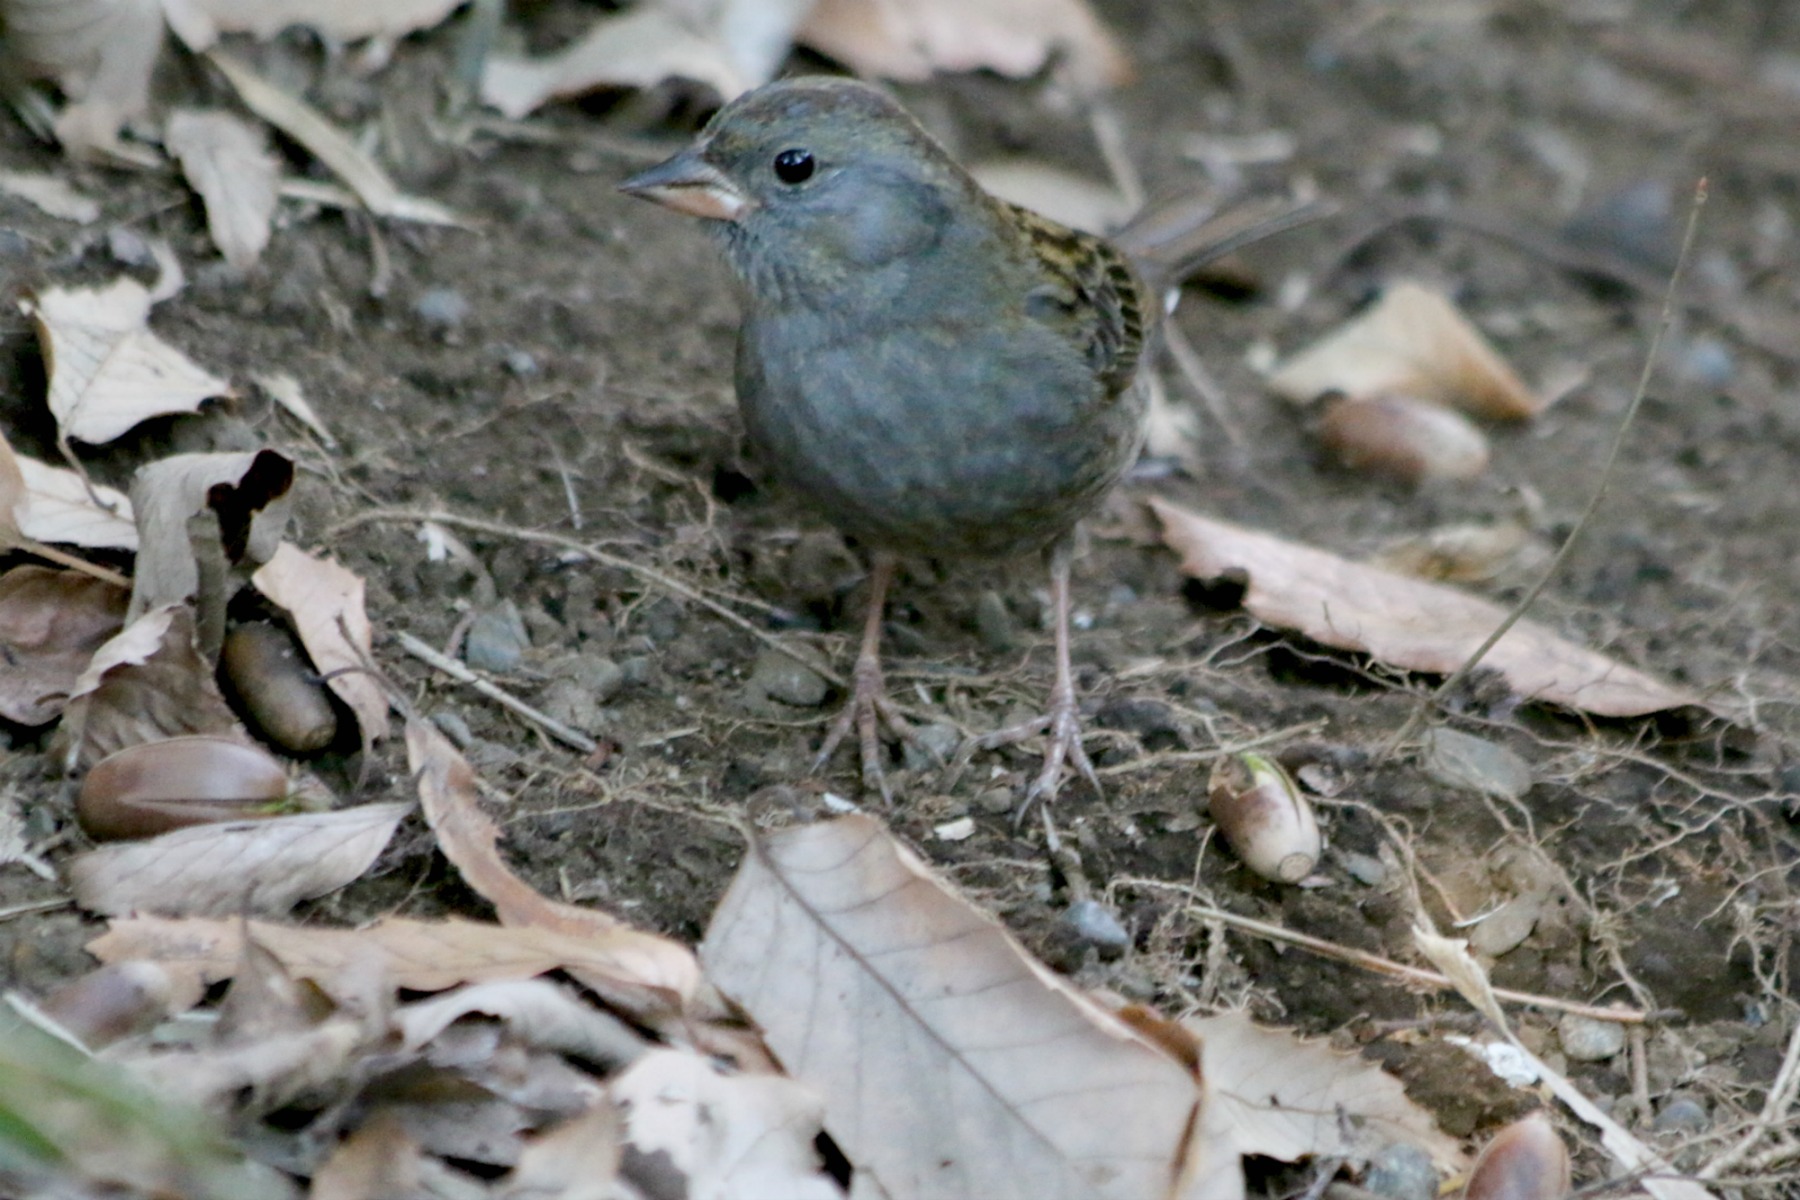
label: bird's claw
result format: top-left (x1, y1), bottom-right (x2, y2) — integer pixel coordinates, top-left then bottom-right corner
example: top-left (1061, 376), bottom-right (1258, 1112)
top-left (812, 658), bottom-right (917, 804)
top-left (967, 694), bottom-right (1102, 826)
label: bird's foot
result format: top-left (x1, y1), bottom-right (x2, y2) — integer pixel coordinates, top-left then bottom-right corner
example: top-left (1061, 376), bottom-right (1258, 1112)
top-left (967, 690), bottom-right (1102, 825)
top-left (812, 655), bottom-right (920, 804)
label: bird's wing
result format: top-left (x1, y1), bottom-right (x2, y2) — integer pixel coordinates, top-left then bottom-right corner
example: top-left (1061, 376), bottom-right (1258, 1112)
top-left (1005, 201), bottom-right (1149, 397)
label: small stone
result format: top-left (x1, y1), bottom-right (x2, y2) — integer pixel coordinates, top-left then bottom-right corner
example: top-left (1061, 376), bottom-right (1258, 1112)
top-left (431, 710), bottom-right (474, 746)
top-left (1652, 1095), bottom-right (1709, 1135)
top-left (1467, 893), bottom-right (1544, 959)
top-left (413, 286), bottom-right (469, 330)
top-left (1423, 728), bottom-right (1532, 799)
top-left (1339, 850), bottom-right (1387, 887)
top-left (933, 817), bottom-right (976, 842)
top-left (903, 722), bottom-right (960, 772)
top-left (465, 600), bottom-right (530, 673)
top-left (503, 349), bottom-right (539, 377)
top-left (536, 678), bottom-right (608, 736)
top-left (549, 653), bottom-right (626, 704)
top-left (974, 589), bottom-right (1016, 653)
top-left (107, 227), bottom-right (155, 267)
top-left (619, 655), bottom-right (654, 686)
top-left (1362, 1142), bottom-right (1437, 1200)
top-left (1063, 898), bottom-right (1129, 957)
top-left (1558, 1014), bottom-right (1626, 1062)
top-left (974, 786), bottom-right (1016, 815)
top-left (747, 646), bottom-right (830, 708)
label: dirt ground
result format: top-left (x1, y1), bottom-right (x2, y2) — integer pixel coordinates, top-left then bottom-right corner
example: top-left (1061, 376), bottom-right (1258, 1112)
top-left (3, 0), bottom-right (1800, 1192)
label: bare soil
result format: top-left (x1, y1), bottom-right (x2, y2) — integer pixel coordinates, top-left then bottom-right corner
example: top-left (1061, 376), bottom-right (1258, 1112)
top-left (3, 0), bottom-right (1799, 1191)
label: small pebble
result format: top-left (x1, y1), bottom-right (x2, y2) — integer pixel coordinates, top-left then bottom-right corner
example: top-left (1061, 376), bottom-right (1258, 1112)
top-left (1468, 894), bottom-right (1544, 959)
top-left (503, 348), bottom-right (540, 377)
top-left (1652, 1095), bottom-right (1709, 1135)
top-left (619, 655), bottom-right (655, 686)
top-left (933, 816), bottom-right (976, 842)
top-left (1338, 850), bottom-right (1388, 887)
top-left (974, 786), bottom-right (1016, 815)
top-left (431, 710), bottom-right (474, 747)
top-left (107, 227), bottom-right (155, 267)
top-left (465, 600), bottom-right (530, 673)
top-left (1558, 1014), bottom-right (1626, 1062)
top-left (1362, 1142), bottom-right (1437, 1200)
top-left (414, 286), bottom-right (470, 330)
top-left (903, 722), bottom-right (960, 772)
top-left (550, 653), bottom-right (626, 704)
top-left (536, 678), bottom-right (608, 736)
top-left (1423, 728), bottom-right (1533, 800)
top-left (747, 646), bottom-right (830, 708)
top-left (1062, 898), bottom-right (1130, 956)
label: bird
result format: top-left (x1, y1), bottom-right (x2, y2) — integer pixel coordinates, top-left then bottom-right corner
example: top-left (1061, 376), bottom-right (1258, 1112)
top-left (621, 76), bottom-right (1316, 812)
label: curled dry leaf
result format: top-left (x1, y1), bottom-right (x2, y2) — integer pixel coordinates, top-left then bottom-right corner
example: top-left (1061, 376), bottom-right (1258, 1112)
top-left (1269, 281), bottom-right (1541, 419)
top-left (164, 110), bottom-right (280, 271)
top-left (24, 264), bottom-right (231, 447)
top-left (497, 1103), bottom-right (621, 1200)
top-left (1317, 393), bottom-right (1491, 483)
top-left (128, 449), bottom-right (295, 656)
top-left (608, 1050), bottom-right (841, 1200)
top-left (205, 50), bottom-right (460, 226)
top-left (1152, 500), bottom-right (1701, 718)
top-left (1182, 1009), bottom-right (1464, 1199)
top-left (800, 0), bottom-right (1133, 93)
top-left (251, 544), bottom-right (387, 747)
top-left (0, 170), bottom-right (101, 223)
top-left (406, 717), bottom-right (706, 1023)
top-left (1463, 1113), bottom-right (1570, 1200)
top-left (0, 437), bottom-right (138, 550)
top-left (481, 2), bottom-right (766, 119)
top-left (68, 800), bottom-right (409, 918)
top-left (54, 604), bottom-right (245, 773)
top-left (701, 813), bottom-right (1201, 1200)
top-left (1207, 753), bottom-right (1321, 883)
top-left (253, 372), bottom-right (335, 446)
top-left (221, 620), bottom-right (340, 753)
top-left (398, 979), bottom-right (649, 1068)
top-left (0, 565), bottom-right (127, 725)
top-left (77, 735), bottom-right (291, 841)
top-left (160, 0), bottom-right (464, 49)
top-left (0, 0), bottom-right (164, 156)
top-left (1370, 518), bottom-right (1540, 585)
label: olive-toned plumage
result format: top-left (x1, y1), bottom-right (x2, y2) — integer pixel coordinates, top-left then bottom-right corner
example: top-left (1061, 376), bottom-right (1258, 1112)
top-left (621, 76), bottom-right (1308, 807)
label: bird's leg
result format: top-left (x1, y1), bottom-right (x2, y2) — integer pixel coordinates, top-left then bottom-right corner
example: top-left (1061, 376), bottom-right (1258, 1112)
top-left (970, 539), bottom-right (1102, 822)
top-left (812, 552), bottom-right (916, 802)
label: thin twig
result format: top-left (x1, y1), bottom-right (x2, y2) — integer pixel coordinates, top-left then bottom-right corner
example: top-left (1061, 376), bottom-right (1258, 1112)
top-left (1699, 1013), bottom-right (1800, 1180)
top-left (1380, 177), bottom-right (1709, 757)
top-left (1120, 878), bottom-right (1653, 1024)
top-left (394, 629), bottom-right (597, 755)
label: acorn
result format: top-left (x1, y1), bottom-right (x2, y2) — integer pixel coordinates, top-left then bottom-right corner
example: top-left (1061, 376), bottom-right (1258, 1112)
top-left (1463, 1113), bottom-right (1570, 1200)
top-left (1207, 752), bottom-right (1322, 883)
top-left (221, 621), bottom-right (338, 753)
top-left (77, 735), bottom-right (291, 841)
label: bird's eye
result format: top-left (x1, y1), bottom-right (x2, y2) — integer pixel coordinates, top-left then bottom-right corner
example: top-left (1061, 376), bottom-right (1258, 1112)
top-left (773, 148), bottom-right (815, 184)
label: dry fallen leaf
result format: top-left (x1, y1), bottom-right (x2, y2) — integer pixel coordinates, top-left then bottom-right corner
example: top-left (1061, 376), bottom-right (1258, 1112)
top-left (68, 801), bottom-right (409, 918)
top-left (0, 565), bottom-right (128, 725)
top-left (164, 109), bottom-right (281, 271)
top-left (407, 717), bottom-right (707, 1023)
top-left (481, 1), bottom-right (771, 118)
top-left (799, 0), bottom-right (1132, 92)
top-left (253, 371), bottom-right (335, 446)
top-left (160, 0), bottom-right (464, 48)
top-left (0, 0), bottom-right (165, 156)
top-left (128, 449), bottom-right (295, 655)
top-left (307, 1112), bottom-right (425, 1200)
top-left (1186, 1010), bottom-right (1463, 1184)
top-left (0, 170), bottom-right (101, 222)
top-left (1316, 393), bottom-right (1491, 483)
top-left (701, 813), bottom-right (1201, 1200)
top-left (205, 50), bottom-right (461, 226)
top-left (1152, 500), bottom-right (1699, 717)
top-left (23, 265), bottom-right (231, 446)
top-left (495, 1103), bottom-right (622, 1200)
top-left (398, 979), bottom-right (649, 1068)
top-left (54, 604), bottom-right (246, 773)
top-left (1269, 281), bottom-right (1541, 419)
top-left (608, 1050), bottom-right (841, 1200)
top-left (252, 543), bottom-right (388, 746)
top-left (968, 159), bottom-right (1133, 235)
top-left (88, 914), bottom-right (708, 1017)
top-left (0, 435), bottom-right (139, 550)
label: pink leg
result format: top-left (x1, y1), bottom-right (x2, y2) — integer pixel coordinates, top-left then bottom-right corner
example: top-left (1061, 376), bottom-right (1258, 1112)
top-left (974, 541), bottom-right (1102, 821)
top-left (812, 552), bottom-right (917, 802)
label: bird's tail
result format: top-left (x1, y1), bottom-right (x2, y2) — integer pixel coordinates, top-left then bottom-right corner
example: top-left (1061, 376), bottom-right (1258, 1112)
top-left (1113, 192), bottom-right (1333, 295)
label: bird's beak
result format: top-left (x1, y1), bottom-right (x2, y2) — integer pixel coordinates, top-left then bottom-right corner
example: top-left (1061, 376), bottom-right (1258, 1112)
top-left (619, 150), bottom-right (748, 221)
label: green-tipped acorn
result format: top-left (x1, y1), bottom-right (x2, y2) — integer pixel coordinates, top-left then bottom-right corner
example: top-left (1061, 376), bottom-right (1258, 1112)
top-left (1207, 752), bottom-right (1321, 883)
